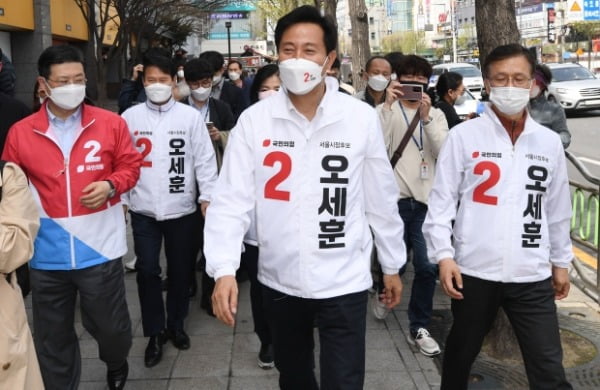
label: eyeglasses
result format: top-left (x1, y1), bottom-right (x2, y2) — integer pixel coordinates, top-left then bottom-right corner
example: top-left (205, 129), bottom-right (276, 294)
top-left (46, 78), bottom-right (87, 87)
top-left (188, 80), bottom-right (212, 89)
top-left (487, 74), bottom-right (532, 88)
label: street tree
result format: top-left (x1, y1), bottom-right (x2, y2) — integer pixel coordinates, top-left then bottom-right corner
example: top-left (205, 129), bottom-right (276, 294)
top-left (73, 0), bottom-right (228, 105)
top-left (348, 0), bottom-right (370, 92)
top-left (382, 31), bottom-right (428, 56)
top-left (473, 0), bottom-right (527, 364)
top-left (256, 0), bottom-right (314, 32)
top-left (569, 21), bottom-right (600, 69)
top-left (474, 0), bottom-right (520, 68)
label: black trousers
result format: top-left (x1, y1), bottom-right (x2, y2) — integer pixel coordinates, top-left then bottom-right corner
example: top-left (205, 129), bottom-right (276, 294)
top-left (442, 274), bottom-right (572, 390)
top-left (239, 244), bottom-right (271, 345)
top-left (263, 285), bottom-right (367, 390)
top-left (131, 211), bottom-right (197, 336)
top-left (31, 259), bottom-right (132, 390)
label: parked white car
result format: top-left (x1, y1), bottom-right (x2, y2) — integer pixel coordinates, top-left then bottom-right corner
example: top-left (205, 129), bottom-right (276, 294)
top-left (546, 63), bottom-right (600, 113)
top-left (429, 63), bottom-right (484, 99)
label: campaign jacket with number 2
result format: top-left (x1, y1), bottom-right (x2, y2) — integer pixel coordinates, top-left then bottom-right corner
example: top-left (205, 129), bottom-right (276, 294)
top-left (121, 98), bottom-right (218, 220)
top-left (2, 103), bottom-right (142, 271)
top-left (423, 104), bottom-right (572, 283)
top-left (204, 77), bottom-right (407, 299)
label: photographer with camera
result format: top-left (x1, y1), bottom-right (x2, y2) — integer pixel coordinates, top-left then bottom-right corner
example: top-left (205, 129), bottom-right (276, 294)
top-left (375, 54), bottom-right (449, 357)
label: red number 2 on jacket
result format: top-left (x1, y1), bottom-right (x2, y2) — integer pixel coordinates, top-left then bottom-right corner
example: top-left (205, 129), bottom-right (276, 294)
top-left (263, 151), bottom-right (291, 201)
top-left (135, 138), bottom-right (153, 167)
top-left (473, 161), bottom-right (500, 205)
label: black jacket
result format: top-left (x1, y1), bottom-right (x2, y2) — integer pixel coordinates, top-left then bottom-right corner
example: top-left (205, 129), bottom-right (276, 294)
top-left (0, 93), bottom-right (31, 154)
top-left (218, 81), bottom-right (247, 121)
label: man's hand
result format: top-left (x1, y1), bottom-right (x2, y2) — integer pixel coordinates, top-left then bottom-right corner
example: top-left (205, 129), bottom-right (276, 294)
top-left (212, 275), bottom-right (238, 327)
top-left (200, 201), bottom-right (209, 217)
top-left (208, 125), bottom-right (221, 142)
top-left (380, 273), bottom-right (403, 309)
top-left (131, 64), bottom-right (143, 81)
top-left (439, 258), bottom-right (464, 299)
top-left (383, 80), bottom-right (402, 109)
top-left (419, 92), bottom-right (432, 121)
top-left (552, 265), bottom-right (570, 300)
top-left (80, 181), bottom-right (111, 209)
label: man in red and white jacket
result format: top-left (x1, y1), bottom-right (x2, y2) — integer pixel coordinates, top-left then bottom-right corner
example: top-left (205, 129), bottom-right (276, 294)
top-left (424, 44), bottom-right (573, 390)
top-left (2, 45), bottom-right (141, 390)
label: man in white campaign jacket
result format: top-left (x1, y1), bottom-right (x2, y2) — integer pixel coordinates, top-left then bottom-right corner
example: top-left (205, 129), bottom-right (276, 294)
top-left (121, 51), bottom-right (218, 368)
top-left (204, 6), bottom-right (406, 389)
top-left (423, 44), bottom-right (573, 390)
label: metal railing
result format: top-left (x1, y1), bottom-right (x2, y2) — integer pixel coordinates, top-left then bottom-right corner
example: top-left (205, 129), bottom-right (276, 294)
top-left (566, 150), bottom-right (600, 303)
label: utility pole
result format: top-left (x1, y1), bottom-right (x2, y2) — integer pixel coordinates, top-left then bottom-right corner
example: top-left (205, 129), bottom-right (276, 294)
top-left (451, 0), bottom-right (457, 62)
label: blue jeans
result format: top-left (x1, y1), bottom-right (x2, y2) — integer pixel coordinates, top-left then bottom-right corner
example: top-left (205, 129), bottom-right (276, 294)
top-left (398, 198), bottom-right (438, 335)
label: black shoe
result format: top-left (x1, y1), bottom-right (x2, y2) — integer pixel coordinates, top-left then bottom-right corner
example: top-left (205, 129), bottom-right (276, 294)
top-left (144, 331), bottom-right (166, 367)
top-left (258, 343), bottom-right (274, 369)
top-left (167, 329), bottom-right (190, 350)
top-left (107, 361), bottom-right (128, 390)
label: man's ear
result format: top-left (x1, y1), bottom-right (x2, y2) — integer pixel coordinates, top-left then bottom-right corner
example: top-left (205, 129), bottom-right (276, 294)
top-left (324, 50), bottom-right (337, 72)
top-left (37, 76), bottom-right (50, 96)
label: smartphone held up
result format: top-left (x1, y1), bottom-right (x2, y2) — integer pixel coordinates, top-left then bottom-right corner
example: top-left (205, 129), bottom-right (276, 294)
top-left (396, 84), bottom-right (423, 101)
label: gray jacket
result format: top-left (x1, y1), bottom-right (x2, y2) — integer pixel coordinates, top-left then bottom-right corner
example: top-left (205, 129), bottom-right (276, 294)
top-left (528, 94), bottom-right (571, 149)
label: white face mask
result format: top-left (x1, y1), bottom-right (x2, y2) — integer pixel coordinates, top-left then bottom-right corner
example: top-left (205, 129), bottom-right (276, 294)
top-left (454, 94), bottom-right (467, 106)
top-left (176, 81), bottom-right (190, 99)
top-left (529, 85), bottom-right (541, 98)
top-left (177, 70), bottom-right (185, 79)
top-left (489, 86), bottom-right (531, 116)
top-left (191, 86), bottom-right (211, 102)
top-left (258, 90), bottom-right (279, 100)
top-left (228, 71), bottom-right (241, 81)
top-left (367, 74), bottom-right (389, 92)
top-left (212, 74), bottom-right (222, 86)
top-left (279, 57), bottom-right (328, 95)
top-left (46, 82), bottom-right (86, 110)
top-left (145, 83), bottom-right (172, 104)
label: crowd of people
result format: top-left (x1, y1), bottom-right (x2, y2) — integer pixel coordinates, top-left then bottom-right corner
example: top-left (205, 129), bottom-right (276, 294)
top-left (0, 5), bottom-right (576, 390)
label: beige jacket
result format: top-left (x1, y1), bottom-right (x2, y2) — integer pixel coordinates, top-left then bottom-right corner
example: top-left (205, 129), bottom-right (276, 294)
top-left (0, 162), bottom-right (39, 273)
top-left (377, 103), bottom-right (449, 204)
top-left (0, 161), bottom-right (43, 390)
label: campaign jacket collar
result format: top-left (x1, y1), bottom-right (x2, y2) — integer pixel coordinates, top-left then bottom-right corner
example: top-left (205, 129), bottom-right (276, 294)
top-left (31, 101), bottom-right (95, 133)
top-left (145, 97), bottom-right (176, 112)
top-left (271, 77), bottom-right (345, 128)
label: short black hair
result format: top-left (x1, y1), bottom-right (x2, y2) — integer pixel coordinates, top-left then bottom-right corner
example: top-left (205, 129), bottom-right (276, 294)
top-left (395, 55), bottom-right (432, 79)
top-left (436, 71), bottom-right (463, 99)
top-left (250, 64), bottom-right (279, 105)
top-left (228, 59), bottom-right (243, 70)
top-left (535, 63), bottom-right (552, 85)
top-left (183, 59), bottom-right (213, 83)
top-left (483, 43), bottom-right (535, 78)
top-left (142, 47), bottom-right (175, 77)
top-left (199, 51), bottom-right (225, 73)
top-left (38, 45), bottom-right (85, 79)
top-left (275, 5), bottom-right (337, 54)
top-left (365, 56), bottom-right (390, 73)
top-left (331, 57), bottom-right (341, 70)
top-left (384, 52), bottom-right (404, 72)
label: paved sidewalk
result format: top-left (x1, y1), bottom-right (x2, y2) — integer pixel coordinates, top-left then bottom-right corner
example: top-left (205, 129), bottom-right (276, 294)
top-left (24, 249), bottom-right (600, 390)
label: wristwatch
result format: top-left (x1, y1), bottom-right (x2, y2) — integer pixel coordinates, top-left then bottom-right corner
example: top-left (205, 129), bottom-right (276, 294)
top-left (106, 180), bottom-right (116, 198)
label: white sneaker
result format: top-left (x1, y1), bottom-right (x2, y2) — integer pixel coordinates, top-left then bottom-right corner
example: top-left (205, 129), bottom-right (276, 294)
top-left (408, 328), bottom-right (441, 357)
top-left (372, 293), bottom-right (390, 320)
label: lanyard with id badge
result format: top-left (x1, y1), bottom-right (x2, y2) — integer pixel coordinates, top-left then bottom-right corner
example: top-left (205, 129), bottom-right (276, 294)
top-left (399, 104), bottom-right (428, 180)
